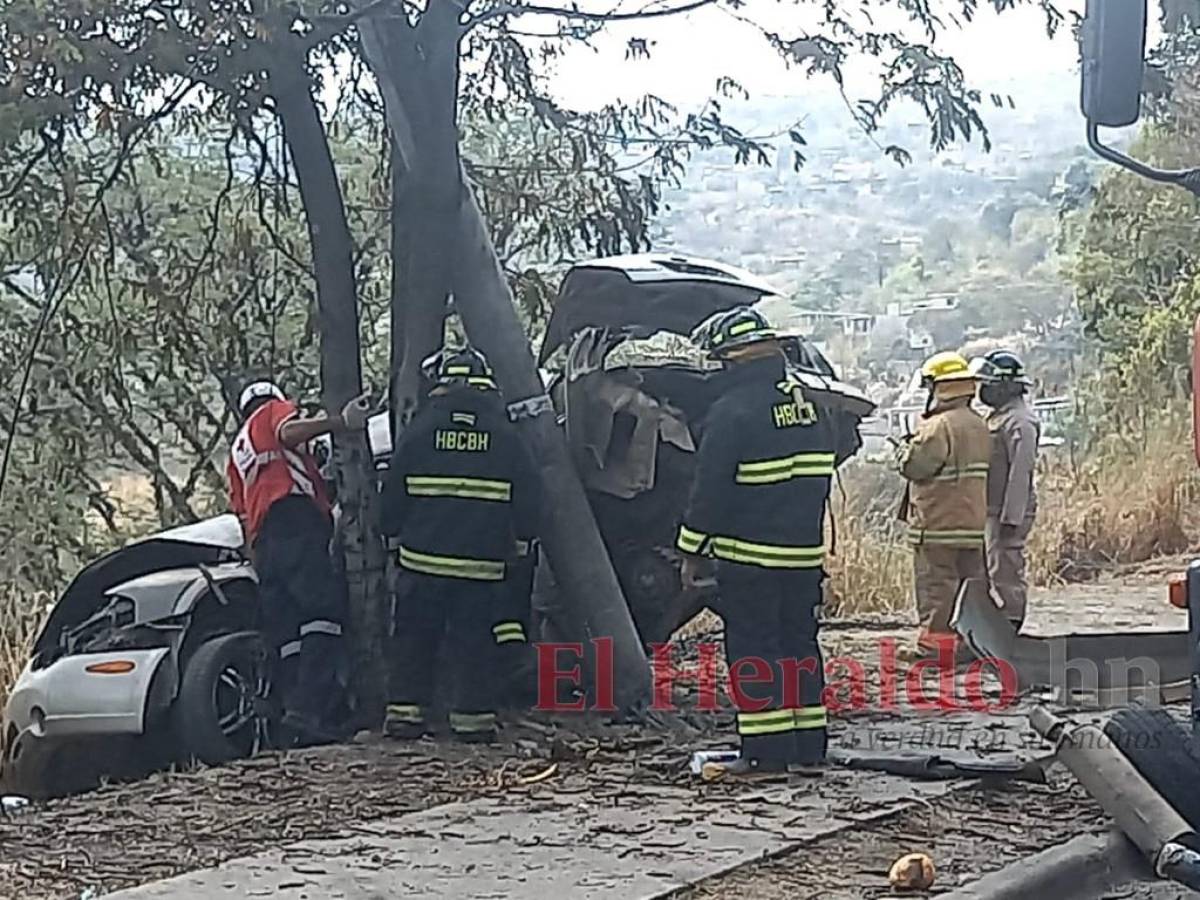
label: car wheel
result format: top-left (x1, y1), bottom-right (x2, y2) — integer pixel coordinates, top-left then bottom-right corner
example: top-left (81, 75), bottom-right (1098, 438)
top-left (173, 631), bottom-right (278, 765)
top-left (1104, 706), bottom-right (1200, 829)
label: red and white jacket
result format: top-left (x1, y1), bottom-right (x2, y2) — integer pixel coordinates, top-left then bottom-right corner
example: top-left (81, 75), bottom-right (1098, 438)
top-left (226, 398), bottom-right (330, 543)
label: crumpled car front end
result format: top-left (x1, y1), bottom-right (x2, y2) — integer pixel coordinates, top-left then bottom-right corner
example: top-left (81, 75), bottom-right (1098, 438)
top-left (2, 516), bottom-right (253, 796)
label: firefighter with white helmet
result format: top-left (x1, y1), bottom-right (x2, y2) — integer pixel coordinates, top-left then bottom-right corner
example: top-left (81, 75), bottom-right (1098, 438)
top-left (227, 379), bottom-right (371, 746)
top-left (896, 352), bottom-right (990, 661)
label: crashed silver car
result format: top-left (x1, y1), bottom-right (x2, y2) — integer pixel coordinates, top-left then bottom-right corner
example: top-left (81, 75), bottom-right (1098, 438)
top-left (1, 516), bottom-right (271, 796)
top-left (535, 253), bottom-right (876, 644)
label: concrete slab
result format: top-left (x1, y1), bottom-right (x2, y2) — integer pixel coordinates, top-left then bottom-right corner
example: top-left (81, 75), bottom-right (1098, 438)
top-left (108, 769), bottom-right (965, 899)
top-left (102, 707), bottom-right (1056, 900)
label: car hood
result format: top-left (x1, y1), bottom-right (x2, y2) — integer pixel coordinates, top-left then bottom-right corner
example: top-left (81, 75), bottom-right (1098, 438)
top-left (144, 515), bottom-right (244, 549)
top-left (539, 254), bottom-right (777, 365)
top-left (34, 514), bottom-right (246, 655)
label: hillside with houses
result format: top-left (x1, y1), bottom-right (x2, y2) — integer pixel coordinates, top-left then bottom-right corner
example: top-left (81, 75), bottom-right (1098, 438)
top-left (647, 77), bottom-right (1099, 404)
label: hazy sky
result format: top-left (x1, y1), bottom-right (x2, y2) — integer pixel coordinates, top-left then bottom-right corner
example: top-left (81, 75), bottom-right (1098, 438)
top-left (542, 0), bottom-right (1090, 111)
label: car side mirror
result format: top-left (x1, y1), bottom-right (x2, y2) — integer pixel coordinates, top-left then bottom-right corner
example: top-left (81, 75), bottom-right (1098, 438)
top-left (1080, 0), bottom-right (1147, 128)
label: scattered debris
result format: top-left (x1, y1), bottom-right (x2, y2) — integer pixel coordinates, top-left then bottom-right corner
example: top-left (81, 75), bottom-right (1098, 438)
top-left (2, 795), bottom-right (30, 816)
top-left (691, 750), bottom-right (739, 778)
top-left (888, 851), bottom-right (936, 891)
top-left (516, 763), bottom-right (559, 787)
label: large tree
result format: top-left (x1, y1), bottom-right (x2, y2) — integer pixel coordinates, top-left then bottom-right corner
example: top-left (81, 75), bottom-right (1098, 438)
top-left (1, 0), bottom-right (1065, 712)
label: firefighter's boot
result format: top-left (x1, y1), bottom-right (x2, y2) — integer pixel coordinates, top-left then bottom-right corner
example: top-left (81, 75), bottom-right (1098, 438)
top-left (449, 711), bottom-right (498, 744)
top-left (383, 704), bottom-right (429, 740)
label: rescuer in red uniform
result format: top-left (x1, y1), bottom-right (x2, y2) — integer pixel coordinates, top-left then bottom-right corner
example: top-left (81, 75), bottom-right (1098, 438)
top-left (226, 381), bottom-right (369, 746)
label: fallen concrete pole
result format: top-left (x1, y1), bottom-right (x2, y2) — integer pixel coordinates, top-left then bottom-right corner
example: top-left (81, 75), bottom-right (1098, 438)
top-left (451, 163), bottom-right (651, 710)
top-left (940, 831), bottom-right (1147, 900)
top-left (1031, 708), bottom-right (1200, 889)
top-left (953, 579), bottom-right (1190, 704)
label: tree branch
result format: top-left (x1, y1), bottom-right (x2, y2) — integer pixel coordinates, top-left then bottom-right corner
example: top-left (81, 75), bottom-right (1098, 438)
top-left (467, 0), bottom-right (716, 28)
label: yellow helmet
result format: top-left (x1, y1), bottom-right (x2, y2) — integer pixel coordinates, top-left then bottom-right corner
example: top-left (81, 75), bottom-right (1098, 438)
top-left (920, 351), bottom-right (975, 384)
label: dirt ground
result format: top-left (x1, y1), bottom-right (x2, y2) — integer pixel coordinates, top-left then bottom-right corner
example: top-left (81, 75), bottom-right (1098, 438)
top-left (679, 776), bottom-right (1109, 898)
top-left (0, 561), bottom-right (1193, 900)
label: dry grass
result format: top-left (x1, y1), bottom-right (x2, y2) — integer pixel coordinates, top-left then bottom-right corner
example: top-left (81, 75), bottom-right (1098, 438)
top-left (824, 464), bottom-right (914, 620)
top-left (0, 589), bottom-right (50, 711)
top-left (1027, 416), bottom-right (1200, 585)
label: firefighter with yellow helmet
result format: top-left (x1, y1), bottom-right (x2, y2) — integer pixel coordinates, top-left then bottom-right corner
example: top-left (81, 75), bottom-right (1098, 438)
top-left (897, 351), bottom-right (990, 660)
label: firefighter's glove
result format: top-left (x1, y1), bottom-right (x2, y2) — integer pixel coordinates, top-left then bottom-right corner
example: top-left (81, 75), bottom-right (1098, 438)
top-left (341, 391), bottom-right (372, 431)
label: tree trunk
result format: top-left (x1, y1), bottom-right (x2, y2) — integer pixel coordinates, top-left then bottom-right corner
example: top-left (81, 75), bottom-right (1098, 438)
top-left (273, 62), bottom-right (388, 726)
top-left (451, 167), bottom-right (650, 711)
top-left (361, 7), bottom-right (461, 437)
top-left (360, 14), bottom-right (650, 711)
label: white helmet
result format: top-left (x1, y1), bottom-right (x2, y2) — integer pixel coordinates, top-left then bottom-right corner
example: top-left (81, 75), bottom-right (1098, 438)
top-left (238, 380), bottom-right (285, 415)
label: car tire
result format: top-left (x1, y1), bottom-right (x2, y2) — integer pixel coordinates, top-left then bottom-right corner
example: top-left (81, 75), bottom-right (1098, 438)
top-left (173, 631), bottom-right (278, 766)
top-left (1104, 706), bottom-right (1200, 830)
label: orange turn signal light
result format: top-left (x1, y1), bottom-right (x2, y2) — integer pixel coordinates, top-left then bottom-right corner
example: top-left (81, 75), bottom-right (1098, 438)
top-left (1169, 575), bottom-right (1188, 609)
top-left (85, 660), bottom-right (136, 675)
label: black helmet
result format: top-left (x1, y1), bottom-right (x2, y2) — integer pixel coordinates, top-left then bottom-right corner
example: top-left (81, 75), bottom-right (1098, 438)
top-left (427, 346), bottom-right (497, 391)
top-left (690, 306), bottom-right (778, 357)
top-left (969, 349), bottom-right (1031, 386)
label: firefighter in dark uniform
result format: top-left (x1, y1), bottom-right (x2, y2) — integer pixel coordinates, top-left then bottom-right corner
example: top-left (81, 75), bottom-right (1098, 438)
top-left (677, 307), bottom-right (835, 776)
top-left (379, 347), bottom-right (539, 743)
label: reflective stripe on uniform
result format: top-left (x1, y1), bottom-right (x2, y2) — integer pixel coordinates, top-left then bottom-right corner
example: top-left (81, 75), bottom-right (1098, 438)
top-left (300, 619), bottom-right (342, 638)
top-left (711, 537), bottom-right (824, 569)
top-left (930, 463), bottom-right (990, 482)
top-left (242, 450), bottom-right (280, 487)
top-left (793, 706), bottom-right (828, 730)
top-left (735, 452), bottom-right (836, 485)
top-left (492, 621), bottom-right (527, 644)
top-left (279, 640), bottom-right (302, 659)
top-left (386, 703), bottom-right (425, 724)
top-left (282, 447), bottom-right (316, 497)
top-left (449, 711), bottom-right (496, 733)
top-left (405, 475), bottom-right (512, 502)
top-left (676, 524), bottom-right (710, 555)
top-left (907, 528), bottom-right (985, 546)
top-left (398, 546), bottom-right (506, 581)
top-left (736, 709), bottom-right (797, 736)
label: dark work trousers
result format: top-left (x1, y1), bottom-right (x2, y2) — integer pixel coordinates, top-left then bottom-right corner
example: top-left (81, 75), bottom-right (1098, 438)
top-left (716, 563), bottom-right (827, 768)
top-left (390, 572), bottom-right (507, 736)
top-left (254, 496), bottom-right (346, 725)
top-left (494, 545), bottom-right (536, 709)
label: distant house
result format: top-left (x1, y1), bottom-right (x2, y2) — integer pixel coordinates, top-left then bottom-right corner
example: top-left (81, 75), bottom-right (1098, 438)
top-left (791, 309), bottom-right (876, 338)
top-left (884, 295), bottom-right (959, 317)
